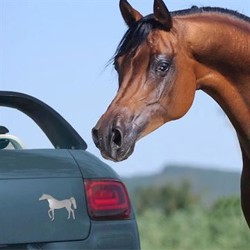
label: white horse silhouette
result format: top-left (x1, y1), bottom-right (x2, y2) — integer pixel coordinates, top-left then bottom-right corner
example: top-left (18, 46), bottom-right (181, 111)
top-left (39, 194), bottom-right (77, 221)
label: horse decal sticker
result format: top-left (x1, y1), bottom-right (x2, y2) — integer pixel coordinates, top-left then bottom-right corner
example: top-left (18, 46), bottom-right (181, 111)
top-left (39, 194), bottom-right (77, 221)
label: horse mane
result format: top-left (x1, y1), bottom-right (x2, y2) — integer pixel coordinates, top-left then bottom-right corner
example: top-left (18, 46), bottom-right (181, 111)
top-left (113, 6), bottom-right (250, 61)
top-left (172, 6), bottom-right (250, 23)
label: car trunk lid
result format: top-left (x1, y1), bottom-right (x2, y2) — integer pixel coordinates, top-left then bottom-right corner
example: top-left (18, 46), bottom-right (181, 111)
top-left (0, 149), bottom-right (90, 245)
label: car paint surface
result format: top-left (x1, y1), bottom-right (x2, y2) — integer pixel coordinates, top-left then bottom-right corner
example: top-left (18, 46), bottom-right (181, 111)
top-left (0, 150), bottom-right (90, 244)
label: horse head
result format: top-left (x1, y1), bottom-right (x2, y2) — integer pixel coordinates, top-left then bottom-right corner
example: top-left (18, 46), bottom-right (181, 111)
top-left (39, 194), bottom-right (51, 200)
top-left (92, 0), bottom-right (197, 161)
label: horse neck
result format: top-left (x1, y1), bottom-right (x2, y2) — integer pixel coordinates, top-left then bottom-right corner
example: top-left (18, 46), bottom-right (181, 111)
top-left (177, 13), bottom-right (250, 76)
top-left (177, 13), bottom-right (250, 158)
top-left (46, 195), bottom-right (54, 201)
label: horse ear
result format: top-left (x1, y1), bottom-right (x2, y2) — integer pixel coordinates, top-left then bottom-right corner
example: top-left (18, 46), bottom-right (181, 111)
top-left (153, 0), bottom-right (172, 30)
top-left (119, 0), bottom-right (143, 27)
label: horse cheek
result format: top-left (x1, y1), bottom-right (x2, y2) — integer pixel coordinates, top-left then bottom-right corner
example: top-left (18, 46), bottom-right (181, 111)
top-left (167, 73), bottom-right (196, 120)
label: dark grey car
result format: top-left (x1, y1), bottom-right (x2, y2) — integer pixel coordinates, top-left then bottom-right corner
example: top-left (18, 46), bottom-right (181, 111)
top-left (0, 91), bottom-right (140, 250)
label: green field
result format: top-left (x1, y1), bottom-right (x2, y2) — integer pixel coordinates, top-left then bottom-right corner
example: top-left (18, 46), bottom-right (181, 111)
top-left (137, 201), bottom-right (250, 250)
top-left (124, 166), bottom-right (250, 249)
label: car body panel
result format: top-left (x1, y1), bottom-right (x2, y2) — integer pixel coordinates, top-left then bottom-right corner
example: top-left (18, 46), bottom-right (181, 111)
top-left (27, 220), bottom-right (140, 250)
top-left (69, 150), bottom-right (120, 179)
top-left (0, 150), bottom-right (81, 179)
top-left (0, 150), bottom-right (91, 245)
top-left (8, 220), bottom-right (140, 250)
top-left (0, 178), bottom-right (90, 245)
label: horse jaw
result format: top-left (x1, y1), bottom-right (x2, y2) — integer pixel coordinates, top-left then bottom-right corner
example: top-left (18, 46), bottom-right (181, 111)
top-left (92, 104), bottom-right (167, 162)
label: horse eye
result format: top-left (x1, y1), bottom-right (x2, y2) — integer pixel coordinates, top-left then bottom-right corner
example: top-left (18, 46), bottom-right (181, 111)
top-left (156, 61), bottom-right (170, 74)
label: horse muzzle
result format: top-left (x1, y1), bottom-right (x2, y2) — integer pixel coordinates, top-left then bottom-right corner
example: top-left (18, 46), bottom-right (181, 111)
top-left (92, 116), bottom-right (138, 162)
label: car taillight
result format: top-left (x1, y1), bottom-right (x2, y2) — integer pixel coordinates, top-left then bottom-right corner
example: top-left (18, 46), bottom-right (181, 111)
top-left (84, 179), bottom-right (131, 220)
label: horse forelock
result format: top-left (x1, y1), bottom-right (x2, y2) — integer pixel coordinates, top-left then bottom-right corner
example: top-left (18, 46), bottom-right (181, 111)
top-left (113, 14), bottom-right (167, 62)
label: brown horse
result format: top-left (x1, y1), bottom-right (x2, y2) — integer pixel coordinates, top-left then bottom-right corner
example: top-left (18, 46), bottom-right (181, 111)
top-left (92, 0), bottom-right (250, 227)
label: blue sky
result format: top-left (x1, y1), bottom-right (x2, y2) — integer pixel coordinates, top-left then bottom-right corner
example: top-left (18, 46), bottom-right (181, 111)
top-left (1, 0), bottom-right (249, 177)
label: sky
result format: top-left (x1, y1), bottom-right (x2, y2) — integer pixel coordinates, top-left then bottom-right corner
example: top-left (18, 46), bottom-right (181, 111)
top-left (1, 0), bottom-right (249, 177)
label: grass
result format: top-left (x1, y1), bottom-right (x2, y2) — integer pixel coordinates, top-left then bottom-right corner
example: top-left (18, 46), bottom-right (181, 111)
top-left (137, 207), bottom-right (250, 250)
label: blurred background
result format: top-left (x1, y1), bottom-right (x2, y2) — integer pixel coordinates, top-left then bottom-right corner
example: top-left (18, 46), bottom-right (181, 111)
top-left (1, 0), bottom-right (250, 248)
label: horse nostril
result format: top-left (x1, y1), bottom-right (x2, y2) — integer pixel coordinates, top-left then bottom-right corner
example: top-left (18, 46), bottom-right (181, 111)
top-left (92, 128), bottom-right (100, 147)
top-left (111, 128), bottom-right (123, 148)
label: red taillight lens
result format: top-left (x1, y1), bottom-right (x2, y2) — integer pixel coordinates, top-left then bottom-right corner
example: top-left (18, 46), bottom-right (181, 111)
top-left (85, 179), bottom-right (131, 220)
